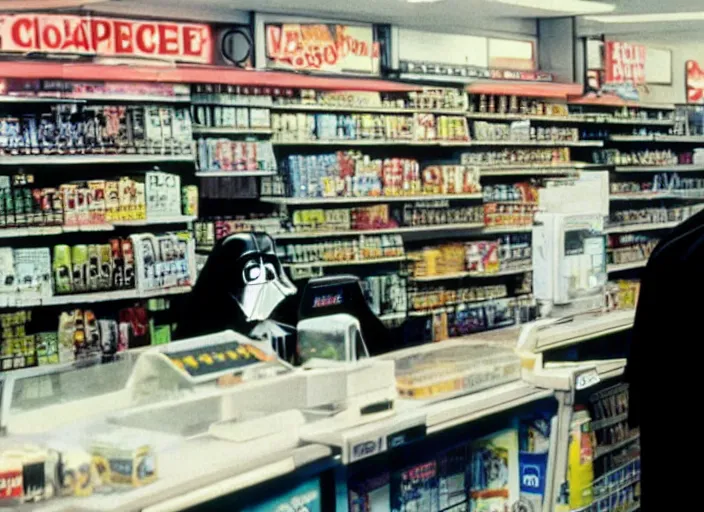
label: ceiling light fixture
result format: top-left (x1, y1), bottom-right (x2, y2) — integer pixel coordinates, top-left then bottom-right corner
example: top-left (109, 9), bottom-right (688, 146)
top-left (405, 0), bottom-right (446, 3)
top-left (490, 0), bottom-right (615, 15)
top-left (585, 12), bottom-right (704, 23)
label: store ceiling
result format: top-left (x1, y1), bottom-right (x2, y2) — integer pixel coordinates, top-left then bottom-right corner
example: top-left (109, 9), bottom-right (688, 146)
top-left (11, 0), bottom-right (704, 42)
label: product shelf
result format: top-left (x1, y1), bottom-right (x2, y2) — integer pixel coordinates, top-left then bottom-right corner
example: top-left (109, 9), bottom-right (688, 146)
top-left (614, 164), bottom-right (704, 173)
top-left (0, 286), bottom-right (192, 309)
top-left (271, 104), bottom-right (469, 115)
top-left (609, 192), bottom-right (675, 201)
top-left (469, 140), bottom-right (603, 148)
top-left (607, 261), bottom-right (647, 273)
top-left (0, 218), bottom-right (196, 238)
top-left (482, 225), bottom-right (534, 234)
top-left (260, 193), bottom-right (483, 205)
top-left (654, 135), bottom-right (704, 143)
top-left (192, 126), bottom-right (274, 136)
top-left (271, 140), bottom-right (602, 148)
top-left (591, 412), bottom-right (629, 431)
top-left (195, 171), bottom-right (277, 177)
top-left (409, 266), bottom-right (532, 282)
top-left (595, 433), bottom-right (640, 459)
top-left (111, 216), bottom-right (197, 226)
top-left (65, 94), bottom-right (192, 103)
top-left (605, 221), bottom-right (680, 234)
top-left (283, 256), bottom-right (407, 269)
top-left (407, 295), bottom-right (509, 316)
top-left (0, 154), bottom-right (194, 166)
top-left (272, 222), bottom-right (486, 240)
top-left (609, 135), bottom-right (655, 142)
top-left (0, 95), bottom-right (85, 104)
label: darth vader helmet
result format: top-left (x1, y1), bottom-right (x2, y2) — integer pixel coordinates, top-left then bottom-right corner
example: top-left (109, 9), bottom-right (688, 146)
top-left (217, 233), bottom-right (297, 322)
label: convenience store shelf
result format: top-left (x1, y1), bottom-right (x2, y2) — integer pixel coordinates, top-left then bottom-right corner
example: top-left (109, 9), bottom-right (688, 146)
top-left (482, 225), bottom-right (534, 234)
top-left (592, 412), bottom-right (629, 431)
top-left (477, 162), bottom-right (598, 176)
top-left (272, 139), bottom-right (601, 148)
top-left (0, 95), bottom-right (85, 104)
top-left (260, 193), bottom-right (482, 205)
top-left (409, 266), bottom-right (532, 282)
top-left (654, 134), bottom-right (704, 143)
top-left (466, 112), bottom-right (674, 126)
top-left (0, 154), bottom-right (194, 165)
top-left (0, 218), bottom-right (196, 237)
top-left (192, 126), bottom-right (273, 136)
top-left (0, 286), bottom-right (192, 309)
top-left (111, 216), bottom-right (197, 226)
top-left (605, 221), bottom-right (680, 234)
top-left (609, 192), bottom-right (673, 201)
top-left (272, 222), bottom-right (486, 240)
top-left (408, 296), bottom-right (510, 317)
top-left (271, 103), bottom-right (468, 115)
top-left (607, 261), bottom-right (647, 273)
top-left (469, 140), bottom-right (603, 147)
top-left (595, 433), bottom-right (640, 459)
top-left (609, 134), bottom-right (655, 142)
top-left (283, 256), bottom-right (407, 269)
top-left (195, 171), bottom-right (277, 177)
top-left (614, 164), bottom-right (704, 173)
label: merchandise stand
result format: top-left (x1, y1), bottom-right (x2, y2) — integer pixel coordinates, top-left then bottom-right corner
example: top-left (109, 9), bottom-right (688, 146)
top-left (0, 311), bottom-right (634, 511)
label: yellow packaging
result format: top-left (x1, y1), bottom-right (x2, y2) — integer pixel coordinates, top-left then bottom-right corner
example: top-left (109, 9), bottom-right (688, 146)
top-left (104, 181), bottom-right (120, 222)
top-left (92, 441), bottom-right (157, 488)
top-left (567, 409), bottom-right (595, 509)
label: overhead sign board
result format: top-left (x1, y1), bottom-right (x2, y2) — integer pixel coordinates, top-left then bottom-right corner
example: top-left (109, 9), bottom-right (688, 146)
top-left (264, 23), bottom-right (379, 75)
top-left (0, 13), bottom-right (213, 64)
top-left (604, 41), bottom-right (646, 85)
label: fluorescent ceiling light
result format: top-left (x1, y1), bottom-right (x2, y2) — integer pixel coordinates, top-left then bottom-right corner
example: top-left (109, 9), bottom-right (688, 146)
top-left (405, 0), bottom-right (445, 3)
top-left (490, 0), bottom-right (615, 14)
top-left (585, 12), bottom-right (704, 23)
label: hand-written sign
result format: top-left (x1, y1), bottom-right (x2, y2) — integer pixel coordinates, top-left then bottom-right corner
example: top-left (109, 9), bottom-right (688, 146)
top-left (605, 41), bottom-right (646, 85)
top-left (265, 23), bottom-right (379, 74)
top-left (0, 13), bottom-right (212, 64)
top-left (168, 341), bottom-right (274, 378)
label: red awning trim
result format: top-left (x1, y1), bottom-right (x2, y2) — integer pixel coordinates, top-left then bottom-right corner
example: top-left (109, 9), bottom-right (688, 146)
top-left (466, 81), bottom-right (583, 99)
top-left (0, 61), bottom-right (420, 92)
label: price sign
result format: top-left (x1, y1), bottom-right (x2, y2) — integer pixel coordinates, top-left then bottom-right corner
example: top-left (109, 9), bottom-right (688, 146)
top-left (575, 369), bottom-right (601, 391)
top-left (167, 341), bottom-right (273, 379)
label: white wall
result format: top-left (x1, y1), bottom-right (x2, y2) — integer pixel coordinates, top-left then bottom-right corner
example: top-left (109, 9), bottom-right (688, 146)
top-left (629, 41), bottom-right (704, 104)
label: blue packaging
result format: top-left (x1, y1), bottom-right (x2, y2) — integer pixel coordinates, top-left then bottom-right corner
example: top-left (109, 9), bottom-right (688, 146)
top-left (242, 478), bottom-right (321, 512)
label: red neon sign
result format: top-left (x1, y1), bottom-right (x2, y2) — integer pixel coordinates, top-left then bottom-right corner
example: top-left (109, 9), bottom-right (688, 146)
top-left (0, 13), bottom-right (212, 64)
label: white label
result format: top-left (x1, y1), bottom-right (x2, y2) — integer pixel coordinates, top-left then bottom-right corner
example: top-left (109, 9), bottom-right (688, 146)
top-left (575, 369), bottom-right (601, 390)
top-left (350, 436), bottom-right (385, 463)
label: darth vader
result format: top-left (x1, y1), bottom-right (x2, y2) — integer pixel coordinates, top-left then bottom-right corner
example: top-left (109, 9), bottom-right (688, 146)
top-left (174, 233), bottom-right (297, 352)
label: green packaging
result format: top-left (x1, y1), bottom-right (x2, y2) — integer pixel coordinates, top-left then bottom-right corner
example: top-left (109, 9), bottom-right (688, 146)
top-left (53, 245), bottom-right (73, 294)
top-left (71, 245), bottom-right (88, 292)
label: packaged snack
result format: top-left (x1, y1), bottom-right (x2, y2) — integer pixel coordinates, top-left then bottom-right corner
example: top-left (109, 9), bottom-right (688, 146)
top-left (52, 245), bottom-right (72, 294)
top-left (91, 436), bottom-right (157, 487)
top-left (71, 245), bottom-right (88, 292)
top-left (122, 239), bottom-right (135, 289)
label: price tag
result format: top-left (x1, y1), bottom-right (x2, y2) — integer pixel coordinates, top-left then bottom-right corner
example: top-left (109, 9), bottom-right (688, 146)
top-left (350, 436), bottom-right (385, 463)
top-left (575, 369), bottom-right (601, 390)
top-left (167, 341), bottom-right (273, 379)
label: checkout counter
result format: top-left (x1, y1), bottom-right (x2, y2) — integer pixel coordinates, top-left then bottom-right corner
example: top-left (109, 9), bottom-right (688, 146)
top-left (0, 308), bottom-right (634, 512)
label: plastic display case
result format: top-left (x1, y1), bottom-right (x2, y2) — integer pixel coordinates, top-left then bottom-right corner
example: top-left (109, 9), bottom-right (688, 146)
top-left (381, 340), bottom-right (520, 402)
